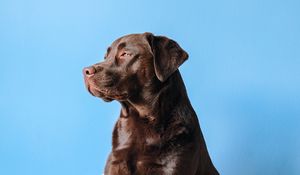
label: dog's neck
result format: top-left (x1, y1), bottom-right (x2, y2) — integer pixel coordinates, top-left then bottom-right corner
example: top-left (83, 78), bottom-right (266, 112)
top-left (121, 71), bottom-right (191, 126)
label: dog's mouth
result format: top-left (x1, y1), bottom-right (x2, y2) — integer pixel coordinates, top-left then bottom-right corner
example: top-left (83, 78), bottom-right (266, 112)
top-left (93, 87), bottom-right (128, 101)
top-left (85, 81), bottom-right (128, 102)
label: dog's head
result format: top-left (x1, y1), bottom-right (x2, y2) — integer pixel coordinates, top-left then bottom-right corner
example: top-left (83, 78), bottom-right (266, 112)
top-left (83, 33), bottom-right (188, 102)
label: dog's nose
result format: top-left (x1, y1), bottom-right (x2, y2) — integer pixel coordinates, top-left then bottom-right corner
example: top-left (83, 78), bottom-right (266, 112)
top-left (83, 66), bottom-right (96, 76)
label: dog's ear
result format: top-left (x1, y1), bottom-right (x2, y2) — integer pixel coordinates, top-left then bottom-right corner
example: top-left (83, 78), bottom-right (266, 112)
top-left (144, 32), bottom-right (188, 82)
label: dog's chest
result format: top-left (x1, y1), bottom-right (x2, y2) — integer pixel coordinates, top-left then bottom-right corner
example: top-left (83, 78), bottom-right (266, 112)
top-left (111, 118), bottom-right (181, 174)
top-left (114, 118), bottom-right (134, 150)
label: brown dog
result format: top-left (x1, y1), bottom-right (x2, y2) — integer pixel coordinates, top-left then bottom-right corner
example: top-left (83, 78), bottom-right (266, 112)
top-left (83, 33), bottom-right (219, 175)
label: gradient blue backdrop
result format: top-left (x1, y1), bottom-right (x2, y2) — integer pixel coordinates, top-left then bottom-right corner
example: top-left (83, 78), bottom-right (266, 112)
top-left (1, 0), bottom-right (299, 174)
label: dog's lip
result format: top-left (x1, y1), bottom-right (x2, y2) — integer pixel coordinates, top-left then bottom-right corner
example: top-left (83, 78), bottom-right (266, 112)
top-left (84, 75), bottom-right (115, 87)
top-left (96, 88), bottom-right (129, 100)
top-left (86, 83), bottom-right (128, 101)
top-left (84, 76), bottom-right (128, 100)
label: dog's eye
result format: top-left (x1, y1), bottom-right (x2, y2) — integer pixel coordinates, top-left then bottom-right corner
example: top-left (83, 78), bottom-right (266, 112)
top-left (119, 52), bottom-right (132, 59)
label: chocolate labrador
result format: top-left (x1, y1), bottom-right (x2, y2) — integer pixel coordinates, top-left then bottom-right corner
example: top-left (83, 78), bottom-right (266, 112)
top-left (83, 33), bottom-right (219, 175)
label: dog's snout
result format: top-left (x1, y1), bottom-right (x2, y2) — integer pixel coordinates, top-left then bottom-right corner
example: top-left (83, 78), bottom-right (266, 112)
top-left (83, 66), bottom-right (96, 76)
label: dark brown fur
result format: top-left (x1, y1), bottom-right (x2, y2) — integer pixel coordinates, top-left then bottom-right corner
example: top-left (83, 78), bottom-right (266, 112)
top-left (83, 33), bottom-right (219, 175)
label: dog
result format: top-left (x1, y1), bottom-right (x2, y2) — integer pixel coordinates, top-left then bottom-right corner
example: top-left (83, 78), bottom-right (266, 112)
top-left (83, 33), bottom-right (219, 175)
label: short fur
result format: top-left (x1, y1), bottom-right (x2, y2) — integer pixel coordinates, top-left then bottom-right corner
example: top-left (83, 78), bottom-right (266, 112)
top-left (83, 33), bottom-right (219, 175)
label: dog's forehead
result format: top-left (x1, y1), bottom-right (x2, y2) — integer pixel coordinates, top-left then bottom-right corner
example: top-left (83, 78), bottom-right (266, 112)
top-left (111, 34), bottom-right (148, 48)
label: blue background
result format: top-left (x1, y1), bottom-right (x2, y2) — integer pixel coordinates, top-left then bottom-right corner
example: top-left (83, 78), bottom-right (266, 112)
top-left (1, 0), bottom-right (300, 174)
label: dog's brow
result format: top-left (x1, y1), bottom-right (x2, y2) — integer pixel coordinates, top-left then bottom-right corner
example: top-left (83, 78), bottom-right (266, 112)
top-left (117, 42), bottom-right (126, 50)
